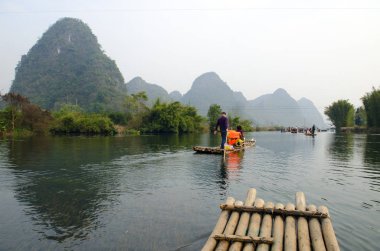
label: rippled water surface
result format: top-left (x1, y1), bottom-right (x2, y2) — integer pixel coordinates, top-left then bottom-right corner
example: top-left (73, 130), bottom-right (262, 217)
top-left (0, 132), bottom-right (379, 250)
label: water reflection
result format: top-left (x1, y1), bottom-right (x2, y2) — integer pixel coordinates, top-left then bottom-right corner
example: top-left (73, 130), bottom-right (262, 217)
top-left (363, 134), bottom-right (380, 193)
top-left (5, 137), bottom-right (128, 242)
top-left (1, 133), bottom-right (379, 250)
top-left (328, 134), bottom-right (354, 162)
top-left (221, 151), bottom-right (244, 180)
top-left (364, 134), bottom-right (380, 165)
top-left (3, 134), bottom-right (230, 248)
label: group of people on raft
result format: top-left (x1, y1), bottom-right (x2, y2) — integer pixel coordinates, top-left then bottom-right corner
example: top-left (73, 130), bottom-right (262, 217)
top-left (214, 111), bottom-right (245, 149)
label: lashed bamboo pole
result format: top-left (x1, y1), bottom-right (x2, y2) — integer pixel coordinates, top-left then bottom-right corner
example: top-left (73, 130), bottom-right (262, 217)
top-left (284, 203), bottom-right (297, 251)
top-left (307, 204), bottom-right (326, 251)
top-left (296, 192), bottom-right (311, 251)
top-left (202, 197), bottom-right (236, 251)
top-left (242, 198), bottom-right (265, 251)
top-left (216, 200), bottom-right (244, 251)
top-left (271, 203), bottom-right (285, 251)
top-left (229, 188), bottom-right (257, 251)
top-left (256, 201), bottom-right (274, 251)
top-left (318, 206), bottom-right (340, 251)
top-left (219, 204), bottom-right (328, 218)
top-left (214, 234), bottom-right (273, 244)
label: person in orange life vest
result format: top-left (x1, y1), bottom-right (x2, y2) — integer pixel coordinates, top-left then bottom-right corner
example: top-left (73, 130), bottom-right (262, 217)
top-left (236, 125), bottom-right (244, 146)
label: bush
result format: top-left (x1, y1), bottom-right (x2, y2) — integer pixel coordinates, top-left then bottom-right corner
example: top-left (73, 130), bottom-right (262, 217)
top-left (51, 106), bottom-right (116, 135)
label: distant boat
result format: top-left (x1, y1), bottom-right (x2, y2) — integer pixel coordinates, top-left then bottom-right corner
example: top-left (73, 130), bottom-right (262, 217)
top-left (193, 139), bottom-right (256, 154)
top-left (305, 131), bottom-right (317, 136)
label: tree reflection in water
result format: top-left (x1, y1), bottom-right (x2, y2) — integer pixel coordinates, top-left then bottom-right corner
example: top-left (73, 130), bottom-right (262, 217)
top-left (7, 136), bottom-right (125, 242)
top-left (328, 133), bottom-right (354, 162)
top-left (364, 134), bottom-right (380, 166)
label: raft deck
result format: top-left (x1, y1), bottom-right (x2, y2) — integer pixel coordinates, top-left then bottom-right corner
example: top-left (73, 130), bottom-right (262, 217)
top-left (202, 188), bottom-right (340, 251)
top-left (193, 140), bottom-right (256, 154)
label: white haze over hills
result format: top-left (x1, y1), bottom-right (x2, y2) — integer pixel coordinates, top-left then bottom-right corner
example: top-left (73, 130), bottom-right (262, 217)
top-left (126, 72), bottom-right (327, 128)
top-left (1, 0), bottom-right (380, 118)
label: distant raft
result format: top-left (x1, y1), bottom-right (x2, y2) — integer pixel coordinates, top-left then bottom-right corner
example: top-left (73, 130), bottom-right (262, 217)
top-left (193, 139), bottom-right (256, 154)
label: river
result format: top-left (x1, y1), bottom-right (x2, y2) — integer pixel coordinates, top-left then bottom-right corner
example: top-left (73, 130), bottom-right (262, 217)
top-left (0, 132), bottom-right (379, 250)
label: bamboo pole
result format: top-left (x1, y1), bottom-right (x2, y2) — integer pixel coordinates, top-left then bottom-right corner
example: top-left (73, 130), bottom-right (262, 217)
top-left (284, 203), bottom-right (297, 251)
top-left (216, 200), bottom-right (244, 251)
top-left (202, 197), bottom-right (236, 251)
top-left (214, 234), bottom-right (273, 244)
top-left (242, 198), bottom-right (265, 251)
top-left (256, 201), bottom-right (274, 251)
top-left (219, 204), bottom-right (328, 218)
top-left (307, 204), bottom-right (326, 251)
top-left (296, 192), bottom-right (311, 251)
top-left (318, 206), bottom-right (340, 251)
top-left (229, 188), bottom-right (257, 251)
top-left (271, 203), bottom-right (285, 251)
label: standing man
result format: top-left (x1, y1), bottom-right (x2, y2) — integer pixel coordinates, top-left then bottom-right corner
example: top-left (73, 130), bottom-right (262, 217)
top-left (214, 112), bottom-right (229, 149)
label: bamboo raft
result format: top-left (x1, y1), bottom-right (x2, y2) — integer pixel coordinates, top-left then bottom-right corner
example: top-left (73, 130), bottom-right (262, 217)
top-left (193, 140), bottom-right (256, 154)
top-left (202, 188), bottom-right (340, 251)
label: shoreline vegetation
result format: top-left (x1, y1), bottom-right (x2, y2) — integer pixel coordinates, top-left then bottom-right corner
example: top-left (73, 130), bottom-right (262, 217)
top-left (0, 93), bottom-right (255, 137)
top-left (1, 87), bottom-right (379, 138)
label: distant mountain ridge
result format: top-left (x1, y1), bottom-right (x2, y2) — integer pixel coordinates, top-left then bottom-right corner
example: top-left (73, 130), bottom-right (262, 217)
top-left (8, 17), bottom-right (326, 127)
top-left (181, 72), bottom-right (248, 117)
top-left (130, 73), bottom-right (326, 128)
top-left (126, 77), bottom-right (173, 106)
top-left (248, 88), bottom-right (325, 127)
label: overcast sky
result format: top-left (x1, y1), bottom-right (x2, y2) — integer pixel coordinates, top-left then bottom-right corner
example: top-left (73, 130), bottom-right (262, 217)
top-left (1, 0), bottom-right (380, 113)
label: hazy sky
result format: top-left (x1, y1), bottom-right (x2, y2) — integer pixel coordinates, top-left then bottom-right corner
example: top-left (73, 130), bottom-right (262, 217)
top-left (1, 0), bottom-right (380, 113)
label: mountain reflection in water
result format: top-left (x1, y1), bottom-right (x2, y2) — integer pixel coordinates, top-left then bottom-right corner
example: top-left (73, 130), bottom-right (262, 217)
top-left (0, 132), bottom-right (379, 250)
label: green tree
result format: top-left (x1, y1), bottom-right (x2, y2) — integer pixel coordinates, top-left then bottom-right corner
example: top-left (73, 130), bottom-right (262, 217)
top-left (324, 100), bottom-right (355, 130)
top-left (362, 87), bottom-right (380, 128)
top-left (143, 101), bottom-right (203, 133)
top-left (228, 115), bottom-right (254, 131)
top-left (207, 104), bottom-right (222, 132)
top-left (124, 92), bottom-right (149, 128)
top-left (355, 107), bottom-right (367, 126)
top-left (1, 93), bottom-right (28, 130)
top-left (1, 93), bottom-right (53, 134)
top-left (51, 104), bottom-right (115, 135)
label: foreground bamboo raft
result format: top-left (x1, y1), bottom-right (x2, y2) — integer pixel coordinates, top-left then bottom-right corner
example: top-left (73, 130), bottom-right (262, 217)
top-left (202, 188), bottom-right (340, 251)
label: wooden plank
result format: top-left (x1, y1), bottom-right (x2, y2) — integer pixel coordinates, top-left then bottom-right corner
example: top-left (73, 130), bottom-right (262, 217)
top-left (229, 188), bottom-right (257, 251)
top-left (213, 234), bottom-right (273, 244)
top-left (271, 203), bottom-right (285, 251)
top-left (256, 201), bottom-right (274, 251)
top-left (319, 206), bottom-right (340, 251)
top-left (284, 203), bottom-right (297, 251)
top-left (296, 192), bottom-right (311, 251)
top-left (215, 201), bottom-right (244, 251)
top-left (202, 197), bottom-right (236, 251)
top-left (219, 204), bottom-right (328, 218)
top-left (307, 204), bottom-right (327, 251)
top-left (242, 198), bottom-right (265, 251)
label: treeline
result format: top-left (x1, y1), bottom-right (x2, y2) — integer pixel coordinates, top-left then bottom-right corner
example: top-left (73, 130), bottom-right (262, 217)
top-left (324, 87), bottom-right (380, 131)
top-left (0, 92), bottom-right (253, 136)
top-left (0, 92), bottom-right (206, 136)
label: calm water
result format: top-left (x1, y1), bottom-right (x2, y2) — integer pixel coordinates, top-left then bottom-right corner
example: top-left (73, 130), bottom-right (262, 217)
top-left (0, 132), bottom-right (379, 251)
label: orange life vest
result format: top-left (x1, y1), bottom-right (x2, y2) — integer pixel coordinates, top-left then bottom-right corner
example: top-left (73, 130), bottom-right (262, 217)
top-left (227, 130), bottom-right (240, 145)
